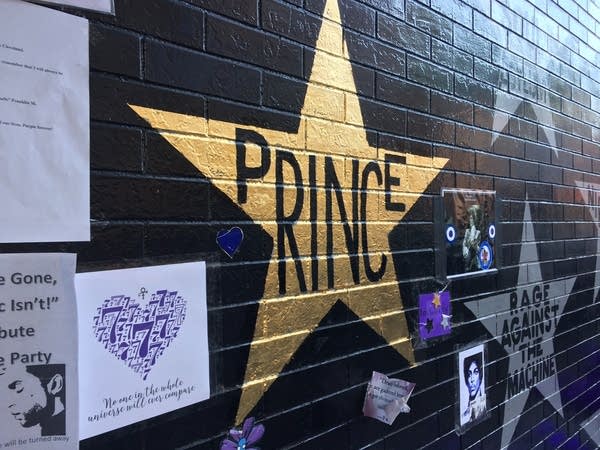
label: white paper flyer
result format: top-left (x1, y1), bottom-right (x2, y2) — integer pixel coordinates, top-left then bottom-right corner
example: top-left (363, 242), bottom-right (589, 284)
top-left (363, 371), bottom-right (415, 425)
top-left (0, 253), bottom-right (78, 450)
top-left (30, 0), bottom-right (115, 14)
top-left (0, 0), bottom-right (90, 243)
top-left (76, 262), bottom-right (210, 439)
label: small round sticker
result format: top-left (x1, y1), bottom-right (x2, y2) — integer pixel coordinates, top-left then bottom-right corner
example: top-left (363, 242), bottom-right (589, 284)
top-left (478, 241), bottom-right (493, 270)
top-left (488, 224), bottom-right (496, 239)
top-left (446, 225), bottom-right (456, 242)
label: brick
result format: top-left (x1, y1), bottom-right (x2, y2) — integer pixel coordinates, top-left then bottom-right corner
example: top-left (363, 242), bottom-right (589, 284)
top-left (506, 0), bottom-right (535, 22)
top-left (495, 176), bottom-right (525, 199)
top-left (360, 0), bottom-right (405, 18)
top-left (431, 92), bottom-right (473, 124)
top-left (560, 134), bottom-right (582, 154)
top-left (510, 75), bottom-right (538, 102)
top-left (80, 225), bottom-right (144, 263)
top-left (455, 73), bottom-right (494, 107)
top-left (454, 25), bottom-right (492, 61)
top-left (407, 56), bottom-right (453, 93)
top-left (573, 121), bottom-right (593, 140)
top-left (477, 152), bottom-right (509, 176)
top-left (525, 142), bottom-right (552, 163)
top-left (492, 1), bottom-right (523, 34)
top-left (380, 135), bottom-right (432, 158)
top-left (90, 23), bottom-right (141, 78)
top-left (188, 0), bottom-right (258, 24)
top-left (263, 73), bottom-right (310, 113)
top-left (492, 45), bottom-right (524, 76)
top-left (456, 125), bottom-right (491, 150)
top-left (305, 0), bottom-right (376, 35)
top-left (145, 131), bottom-right (211, 178)
top-left (508, 32), bottom-right (537, 63)
top-left (431, 0), bottom-right (473, 27)
top-left (554, 185), bottom-right (573, 203)
top-left (304, 49), bottom-right (375, 97)
top-left (206, 15), bottom-right (303, 76)
top-left (474, 58), bottom-right (509, 89)
top-left (434, 145), bottom-right (475, 172)
top-left (349, 98), bottom-right (407, 135)
top-left (109, 0), bottom-right (203, 48)
top-left (560, 61), bottom-right (581, 87)
top-left (91, 175), bottom-right (210, 220)
top-left (473, 105), bottom-right (497, 129)
top-left (582, 141), bottom-right (600, 158)
top-left (474, 11), bottom-right (507, 47)
top-left (511, 159), bottom-right (539, 181)
top-left (344, 30), bottom-right (406, 74)
top-left (262, 0), bottom-right (341, 54)
top-left (376, 73), bottom-right (430, 112)
top-left (145, 40), bottom-right (261, 104)
top-left (492, 134), bottom-right (525, 158)
top-left (407, 112), bottom-right (455, 144)
top-left (431, 40), bottom-right (473, 76)
top-left (572, 87), bottom-right (591, 108)
top-left (208, 99), bottom-right (304, 147)
top-left (562, 98), bottom-right (584, 121)
top-left (574, 154), bottom-right (592, 172)
top-left (548, 72), bottom-right (572, 99)
top-left (534, 10), bottom-right (557, 40)
top-left (509, 117), bottom-right (537, 140)
top-left (537, 87), bottom-right (562, 111)
top-left (537, 50), bottom-right (562, 76)
top-left (378, 15), bottom-right (430, 58)
top-left (524, 19), bottom-right (548, 49)
top-left (547, 35), bottom-right (571, 64)
top-left (91, 124), bottom-right (142, 171)
top-left (406, 1), bottom-right (453, 43)
top-left (91, 74), bottom-right (206, 127)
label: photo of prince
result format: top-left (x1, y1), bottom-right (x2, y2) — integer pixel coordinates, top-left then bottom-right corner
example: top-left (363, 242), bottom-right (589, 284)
top-left (2, 363), bottom-right (66, 436)
top-left (459, 345), bottom-right (487, 428)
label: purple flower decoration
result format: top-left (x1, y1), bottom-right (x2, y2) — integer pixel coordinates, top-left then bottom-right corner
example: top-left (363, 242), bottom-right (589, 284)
top-left (220, 417), bottom-right (265, 450)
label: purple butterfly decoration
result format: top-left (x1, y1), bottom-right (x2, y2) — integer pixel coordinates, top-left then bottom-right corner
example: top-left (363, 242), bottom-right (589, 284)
top-left (220, 417), bottom-right (265, 450)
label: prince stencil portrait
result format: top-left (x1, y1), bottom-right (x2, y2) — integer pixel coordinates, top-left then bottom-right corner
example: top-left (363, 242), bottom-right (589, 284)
top-left (2, 363), bottom-right (66, 436)
top-left (458, 344), bottom-right (487, 429)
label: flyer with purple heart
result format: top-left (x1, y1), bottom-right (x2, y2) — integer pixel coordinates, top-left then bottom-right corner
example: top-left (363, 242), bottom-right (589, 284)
top-left (75, 262), bottom-right (209, 439)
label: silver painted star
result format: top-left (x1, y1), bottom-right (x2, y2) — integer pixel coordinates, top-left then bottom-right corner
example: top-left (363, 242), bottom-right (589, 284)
top-left (440, 314), bottom-right (452, 329)
top-left (464, 200), bottom-right (575, 448)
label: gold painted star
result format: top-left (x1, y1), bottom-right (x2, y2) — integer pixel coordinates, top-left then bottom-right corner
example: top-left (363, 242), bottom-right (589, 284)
top-left (130, 0), bottom-right (447, 424)
top-left (432, 292), bottom-right (441, 309)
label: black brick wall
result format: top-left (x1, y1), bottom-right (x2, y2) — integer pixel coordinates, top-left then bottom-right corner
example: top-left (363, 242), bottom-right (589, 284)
top-left (10, 0), bottom-right (600, 448)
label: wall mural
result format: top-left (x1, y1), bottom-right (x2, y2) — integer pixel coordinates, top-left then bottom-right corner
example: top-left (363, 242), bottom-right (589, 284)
top-left (130, 0), bottom-right (447, 425)
top-left (70, 0), bottom-right (600, 447)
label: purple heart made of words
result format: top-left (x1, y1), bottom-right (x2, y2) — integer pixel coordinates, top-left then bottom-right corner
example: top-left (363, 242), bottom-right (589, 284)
top-left (92, 290), bottom-right (186, 380)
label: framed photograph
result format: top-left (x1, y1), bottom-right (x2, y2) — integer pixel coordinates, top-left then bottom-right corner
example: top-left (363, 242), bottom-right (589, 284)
top-left (436, 189), bottom-right (499, 280)
top-left (457, 344), bottom-right (488, 432)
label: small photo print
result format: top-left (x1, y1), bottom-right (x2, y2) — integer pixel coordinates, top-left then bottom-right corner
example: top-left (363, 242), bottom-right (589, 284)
top-left (458, 345), bottom-right (487, 429)
top-left (442, 189), bottom-right (496, 278)
top-left (2, 364), bottom-right (66, 436)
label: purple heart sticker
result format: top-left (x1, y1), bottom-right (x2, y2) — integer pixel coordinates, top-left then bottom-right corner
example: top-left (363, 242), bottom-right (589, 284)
top-left (216, 227), bottom-right (244, 258)
top-left (92, 289), bottom-right (186, 380)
